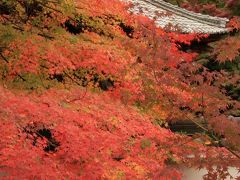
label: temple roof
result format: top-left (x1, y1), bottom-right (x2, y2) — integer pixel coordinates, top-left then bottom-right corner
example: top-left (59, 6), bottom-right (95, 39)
top-left (126, 0), bottom-right (230, 34)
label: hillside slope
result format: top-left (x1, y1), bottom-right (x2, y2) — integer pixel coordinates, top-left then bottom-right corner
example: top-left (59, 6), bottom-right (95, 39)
top-left (0, 0), bottom-right (239, 179)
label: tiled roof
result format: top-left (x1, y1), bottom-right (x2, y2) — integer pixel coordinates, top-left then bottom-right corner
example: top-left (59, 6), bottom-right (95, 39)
top-left (125, 0), bottom-right (230, 34)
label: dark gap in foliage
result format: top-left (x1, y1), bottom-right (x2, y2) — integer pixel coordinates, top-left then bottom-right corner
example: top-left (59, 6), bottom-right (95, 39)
top-left (64, 15), bottom-right (116, 38)
top-left (72, 69), bottom-right (115, 91)
top-left (64, 19), bottom-right (84, 34)
top-left (99, 78), bottom-right (114, 91)
top-left (179, 40), bottom-right (212, 54)
top-left (204, 59), bottom-right (240, 72)
top-left (112, 155), bottom-right (124, 161)
top-left (219, 109), bottom-right (225, 114)
top-left (179, 106), bottom-right (191, 111)
top-left (0, 2), bottom-right (15, 15)
top-left (195, 111), bottom-right (204, 117)
top-left (226, 103), bottom-right (234, 110)
top-left (224, 84), bottom-right (240, 101)
top-left (37, 128), bottom-right (60, 152)
top-left (64, 17), bottom-right (107, 36)
top-left (23, 122), bottom-right (60, 152)
top-left (179, 34), bottom-right (225, 53)
top-left (119, 22), bottom-right (134, 38)
top-left (52, 74), bottom-right (64, 82)
top-left (22, 0), bottom-right (43, 17)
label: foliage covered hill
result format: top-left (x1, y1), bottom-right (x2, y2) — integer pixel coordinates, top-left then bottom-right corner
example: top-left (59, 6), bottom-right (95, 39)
top-left (0, 0), bottom-right (240, 179)
top-left (0, 85), bottom-right (182, 178)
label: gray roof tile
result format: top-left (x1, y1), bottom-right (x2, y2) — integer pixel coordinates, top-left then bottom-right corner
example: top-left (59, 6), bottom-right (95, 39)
top-left (124, 0), bottom-right (230, 34)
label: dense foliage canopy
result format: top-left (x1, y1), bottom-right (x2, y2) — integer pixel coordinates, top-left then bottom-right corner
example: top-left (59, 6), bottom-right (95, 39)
top-left (0, 0), bottom-right (240, 179)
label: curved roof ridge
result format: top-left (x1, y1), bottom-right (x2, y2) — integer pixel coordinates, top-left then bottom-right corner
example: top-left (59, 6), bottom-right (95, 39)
top-left (125, 0), bottom-right (230, 34)
top-left (146, 0), bottom-right (229, 28)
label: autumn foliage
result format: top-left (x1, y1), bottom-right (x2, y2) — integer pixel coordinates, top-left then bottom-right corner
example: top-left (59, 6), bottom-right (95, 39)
top-left (0, 0), bottom-right (240, 179)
